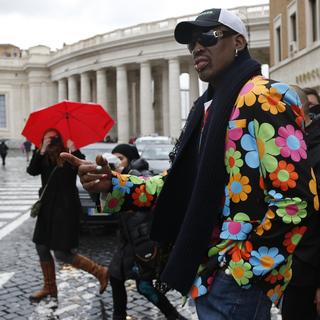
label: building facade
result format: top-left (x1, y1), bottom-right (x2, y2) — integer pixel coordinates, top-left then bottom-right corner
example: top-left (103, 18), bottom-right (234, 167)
top-left (0, 4), bottom-right (269, 144)
top-left (269, 0), bottom-right (320, 92)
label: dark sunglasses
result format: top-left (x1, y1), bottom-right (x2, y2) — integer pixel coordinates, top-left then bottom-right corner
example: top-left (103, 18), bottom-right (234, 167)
top-left (188, 29), bottom-right (237, 53)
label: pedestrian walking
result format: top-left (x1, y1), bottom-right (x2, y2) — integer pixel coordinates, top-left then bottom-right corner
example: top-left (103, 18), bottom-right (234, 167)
top-left (61, 8), bottom-right (317, 320)
top-left (281, 86), bottom-right (320, 320)
top-left (22, 139), bottom-right (32, 162)
top-left (0, 140), bottom-right (8, 166)
top-left (107, 143), bottom-right (185, 320)
top-left (27, 128), bottom-right (108, 302)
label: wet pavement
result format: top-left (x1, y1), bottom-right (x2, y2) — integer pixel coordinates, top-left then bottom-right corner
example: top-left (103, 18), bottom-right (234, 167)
top-left (0, 151), bottom-right (281, 319)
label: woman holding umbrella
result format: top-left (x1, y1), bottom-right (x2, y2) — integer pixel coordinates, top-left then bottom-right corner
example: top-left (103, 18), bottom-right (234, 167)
top-left (27, 128), bottom-right (108, 302)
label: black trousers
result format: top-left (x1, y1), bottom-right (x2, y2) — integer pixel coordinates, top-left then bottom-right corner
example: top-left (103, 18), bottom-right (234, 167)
top-left (282, 283), bottom-right (318, 320)
top-left (1, 154), bottom-right (6, 165)
top-left (110, 276), bottom-right (177, 318)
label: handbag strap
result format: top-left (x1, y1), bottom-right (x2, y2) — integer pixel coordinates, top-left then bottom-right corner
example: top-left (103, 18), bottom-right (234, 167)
top-left (39, 166), bottom-right (58, 201)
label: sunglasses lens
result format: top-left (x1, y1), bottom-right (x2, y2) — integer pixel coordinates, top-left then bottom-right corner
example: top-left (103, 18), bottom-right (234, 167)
top-left (199, 34), bottom-right (218, 47)
top-left (188, 33), bottom-right (219, 52)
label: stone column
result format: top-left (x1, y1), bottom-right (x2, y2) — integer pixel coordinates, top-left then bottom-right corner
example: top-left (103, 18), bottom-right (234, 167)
top-left (116, 65), bottom-right (130, 143)
top-left (140, 61), bottom-right (155, 135)
top-left (168, 58), bottom-right (181, 139)
top-left (96, 69), bottom-right (108, 109)
top-left (189, 64), bottom-right (199, 105)
top-left (68, 75), bottom-right (78, 101)
top-left (161, 62), bottom-right (170, 136)
top-left (58, 79), bottom-right (67, 101)
top-left (29, 82), bottom-right (42, 111)
top-left (80, 72), bottom-right (91, 102)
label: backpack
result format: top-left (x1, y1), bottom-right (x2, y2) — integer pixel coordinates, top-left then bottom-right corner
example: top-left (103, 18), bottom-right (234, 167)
top-left (120, 210), bottom-right (160, 281)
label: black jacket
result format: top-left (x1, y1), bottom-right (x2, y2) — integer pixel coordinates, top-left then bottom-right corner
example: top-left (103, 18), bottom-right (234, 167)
top-left (291, 119), bottom-right (320, 286)
top-left (27, 150), bottom-right (84, 250)
top-left (109, 161), bottom-right (157, 281)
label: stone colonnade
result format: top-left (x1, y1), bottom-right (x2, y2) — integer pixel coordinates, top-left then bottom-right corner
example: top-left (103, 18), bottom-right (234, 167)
top-left (56, 58), bottom-right (199, 142)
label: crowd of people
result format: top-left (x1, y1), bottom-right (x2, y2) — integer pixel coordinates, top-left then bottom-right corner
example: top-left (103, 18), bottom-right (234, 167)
top-left (5, 6), bottom-right (320, 320)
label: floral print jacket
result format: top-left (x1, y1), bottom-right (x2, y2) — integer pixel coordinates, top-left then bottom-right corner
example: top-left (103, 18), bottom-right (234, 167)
top-left (101, 76), bottom-right (318, 305)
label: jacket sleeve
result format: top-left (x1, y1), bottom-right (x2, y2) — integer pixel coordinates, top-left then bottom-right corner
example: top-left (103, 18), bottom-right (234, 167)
top-left (100, 171), bottom-right (167, 214)
top-left (224, 81), bottom-right (318, 301)
top-left (26, 150), bottom-right (43, 176)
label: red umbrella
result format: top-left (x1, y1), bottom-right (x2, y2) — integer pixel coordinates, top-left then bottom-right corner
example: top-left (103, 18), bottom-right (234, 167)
top-left (21, 101), bottom-right (115, 149)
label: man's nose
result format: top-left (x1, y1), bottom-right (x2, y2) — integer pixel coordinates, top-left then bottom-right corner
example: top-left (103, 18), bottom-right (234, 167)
top-left (192, 41), bottom-right (205, 56)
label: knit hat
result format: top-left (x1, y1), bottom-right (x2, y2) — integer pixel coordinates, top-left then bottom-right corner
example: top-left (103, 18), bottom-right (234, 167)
top-left (174, 8), bottom-right (248, 44)
top-left (111, 144), bottom-right (140, 162)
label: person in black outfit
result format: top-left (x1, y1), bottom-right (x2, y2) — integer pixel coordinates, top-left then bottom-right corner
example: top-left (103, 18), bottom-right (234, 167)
top-left (109, 144), bottom-right (185, 320)
top-left (27, 128), bottom-right (108, 301)
top-left (304, 87), bottom-right (320, 119)
top-left (0, 140), bottom-right (8, 166)
top-left (281, 86), bottom-right (320, 320)
top-left (23, 139), bottom-right (32, 162)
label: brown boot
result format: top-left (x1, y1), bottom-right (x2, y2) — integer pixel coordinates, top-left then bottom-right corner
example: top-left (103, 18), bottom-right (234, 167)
top-left (29, 260), bottom-right (57, 301)
top-left (72, 254), bottom-right (109, 294)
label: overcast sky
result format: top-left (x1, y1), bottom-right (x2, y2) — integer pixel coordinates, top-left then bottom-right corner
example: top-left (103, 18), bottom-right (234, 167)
top-left (0, 0), bottom-right (268, 50)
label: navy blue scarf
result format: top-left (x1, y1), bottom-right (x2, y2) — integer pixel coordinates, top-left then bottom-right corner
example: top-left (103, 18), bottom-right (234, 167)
top-left (151, 49), bottom-right (261, 295)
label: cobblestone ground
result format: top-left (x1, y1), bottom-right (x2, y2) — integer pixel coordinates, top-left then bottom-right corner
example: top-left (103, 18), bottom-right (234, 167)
top-left (0, 152), bottom-right (282, 319)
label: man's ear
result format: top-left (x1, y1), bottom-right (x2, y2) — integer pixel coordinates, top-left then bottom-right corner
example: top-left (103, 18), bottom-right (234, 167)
top-left (234, 34), bottom-right (247, 51)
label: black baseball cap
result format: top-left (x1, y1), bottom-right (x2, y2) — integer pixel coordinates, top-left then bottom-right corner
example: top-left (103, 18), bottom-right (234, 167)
top-left (174, 8), bottom-right (248, 44)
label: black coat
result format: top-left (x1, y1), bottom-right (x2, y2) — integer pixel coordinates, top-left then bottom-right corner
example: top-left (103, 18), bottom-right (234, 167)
top-left (290, 119), bottom-right (320, 286)
top-left (27, 150), bottom-right (84, 250)
top-left (0, 142), bottom-right (8, 156)
top-left (109, 163), bottom-right (156, 281)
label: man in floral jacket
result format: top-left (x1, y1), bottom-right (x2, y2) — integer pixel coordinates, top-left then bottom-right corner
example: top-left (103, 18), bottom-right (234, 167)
top-left (62, 8), bottom-right (318, 320)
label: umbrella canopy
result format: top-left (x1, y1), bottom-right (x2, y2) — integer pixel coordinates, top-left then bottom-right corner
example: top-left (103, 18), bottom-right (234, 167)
top-left (21, 101), bottom-right (115, 149)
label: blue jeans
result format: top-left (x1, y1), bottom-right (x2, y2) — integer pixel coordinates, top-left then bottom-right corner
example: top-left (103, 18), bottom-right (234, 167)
top-left (195, 270), bottom-right (272, 320)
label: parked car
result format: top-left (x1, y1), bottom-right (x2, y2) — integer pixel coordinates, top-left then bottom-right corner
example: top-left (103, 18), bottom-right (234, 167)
top-left (77, 142), bottom-right (119, 225)
top-left (135, 135), bottom-right (174, 154)
top-left (140, 143), bottom-right (174, 174)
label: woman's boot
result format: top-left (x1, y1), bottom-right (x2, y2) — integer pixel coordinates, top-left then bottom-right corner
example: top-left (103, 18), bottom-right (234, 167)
top-left (72, 254), bottom-right (109, 294)
top-left (29, 260), bottom-right (57, 301)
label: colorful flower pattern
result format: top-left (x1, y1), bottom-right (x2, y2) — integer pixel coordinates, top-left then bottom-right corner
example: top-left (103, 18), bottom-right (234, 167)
top-left (132, 185), bottom-right (153, 207)
top-left (275, 125), bottom-right (307, 161)
top-left (235, 76), bottom-right (268, 108)
top-left (283, 226), bottom-right (307, 253)
top-left (309, 168), bottom-right (319, 210)
top-left (101, 76), bottom-right (316, 306)
top-left (225, 148), bottom-right (243, 175)
top-left (269, 160), bottom-right (298, 191)
top-left (229, 259), bottom-right (253, 285)
top-left (102, 190), bottom-right (125, 213)
top-left (249, 247), bottom-right (285, 276)
top-left (240, 121), bottom-right (259, 168)
top-left (258, 87), bottom-right (286, 115)
top-left (254, 120), bottom-right (280, 177)
top-left (228, 173), bottom-right (252, 203)
top-left (112, 176), bottom-right (134, 194)
top-left (275, 198), bottom-right (307, 224)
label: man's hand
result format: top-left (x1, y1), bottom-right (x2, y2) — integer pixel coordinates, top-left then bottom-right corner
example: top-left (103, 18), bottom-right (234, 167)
top-left (60, 152), bottom-right (112, 193)
top-left (314, 288), bottom-right (320, 315)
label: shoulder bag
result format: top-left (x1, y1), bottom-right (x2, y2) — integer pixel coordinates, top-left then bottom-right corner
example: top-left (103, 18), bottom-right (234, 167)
top-left (30, 166), bottom-right (57, 218)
